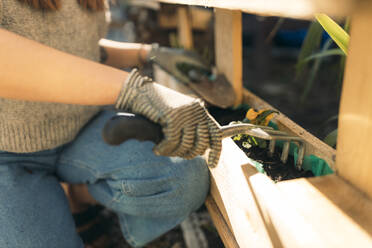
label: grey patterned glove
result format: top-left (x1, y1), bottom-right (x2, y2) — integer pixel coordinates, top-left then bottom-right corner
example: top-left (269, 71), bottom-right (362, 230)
top-left (115, 69), bottom-right (222, 168)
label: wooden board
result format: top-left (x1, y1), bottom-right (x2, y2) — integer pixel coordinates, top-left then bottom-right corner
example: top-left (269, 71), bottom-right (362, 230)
top-left (128, 0), bottom-right (160, 9)
top-left (177, 6), bottom-right (194, 49)
top-left (209, 138), bottom-right (372, 247)
top-left (215, 9), bottom-right (243, 105)
top-left (153, 65), bottom-right (372, 246)
top-left (277, 175), bottom-right (372, 247)
top-left (156, 0), bottom-right (355, 19)
top-left (336, 1), bottom-right (372, 198)
top-left (205, 196), bottom-right (239, 248)
top-left (208, 139), bottom-right (275, 248)
top-left (158, 6), bottom-right (212, 30)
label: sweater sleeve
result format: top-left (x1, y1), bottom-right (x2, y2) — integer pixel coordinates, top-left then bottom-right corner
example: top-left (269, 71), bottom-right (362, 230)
top-left (0, 0), bottom-right (2, 24)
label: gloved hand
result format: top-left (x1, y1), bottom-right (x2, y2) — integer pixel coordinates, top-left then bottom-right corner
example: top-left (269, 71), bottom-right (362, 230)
top-left (147, 45), bottom-right (211, 84)
top-left (115, 69), bottom-right (222, 167)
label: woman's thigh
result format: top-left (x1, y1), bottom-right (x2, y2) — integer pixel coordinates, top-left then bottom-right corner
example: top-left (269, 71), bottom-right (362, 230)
top-left (57, 110), bottom-right (210, 217)
top-left (0, 161), bottom-right (83, 248)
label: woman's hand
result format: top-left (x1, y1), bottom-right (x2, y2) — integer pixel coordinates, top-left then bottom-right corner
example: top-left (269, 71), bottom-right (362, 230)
top-left (116, 69), bottom-right (222, 167)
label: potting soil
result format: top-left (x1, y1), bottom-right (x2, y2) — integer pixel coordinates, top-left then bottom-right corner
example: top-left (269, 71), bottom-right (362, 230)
top-left (209, 105), bottom-right (333, 182)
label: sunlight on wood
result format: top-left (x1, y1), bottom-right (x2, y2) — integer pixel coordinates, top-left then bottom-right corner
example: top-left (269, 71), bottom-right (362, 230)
top-left (157, 0), bottom-right (355, 19)
top-left (337, 1), bottom-right (372, 198)
top-left (277, 176), bottom-right (372, 246)
top-left (208, 138), bottom-right (372, 247)
top-left (208, 139), bottom-right (274, 247)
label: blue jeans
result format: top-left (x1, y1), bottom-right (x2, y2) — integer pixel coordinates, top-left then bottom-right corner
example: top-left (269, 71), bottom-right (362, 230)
top-left (0, 111), bottom-right (210, 248)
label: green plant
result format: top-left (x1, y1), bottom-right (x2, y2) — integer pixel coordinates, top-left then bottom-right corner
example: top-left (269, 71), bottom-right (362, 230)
top-left (296, 15), bottom-right (350, 104)
top-left (297, 14), bottom-right (350, 147)
top-left (324, 129), bottom-right (338, 148)
top-left (315, 14), bottom-right (349, 55)
top-left (233, 109), bottom-right (278, 149)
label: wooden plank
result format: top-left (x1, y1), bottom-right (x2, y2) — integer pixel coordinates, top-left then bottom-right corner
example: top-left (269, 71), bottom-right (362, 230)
top-left (210, 137), bottom-right (372, 247)
top-left (336, 1), bottom-right (372, 198)
top-left (249, 171), bottom-right (372, 247)
top-left (156, 0), bottom-right (355, 19)
top-left (215, 8), bottom-right (243, 105)
top-left (245, 168), bottom-right (329, 247)
top-left (208, 139), bottom-right (275, 248)
top-left (276, 175), bottom-right (372, 247)
top-left (177, 6), bottom-right (194, 49)
top-left (158, 6), bottom-right (212, 30)
top-left (243, 89), bottom-right (336, 170)
top-left (205, 196), bottom-right (239, 248)
top-left (152, 65), bottom-right (372, 246)
top-left (128, 0), bottom-right (160, 9)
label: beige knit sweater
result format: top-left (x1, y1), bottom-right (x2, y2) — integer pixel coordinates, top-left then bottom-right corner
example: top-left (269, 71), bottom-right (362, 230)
top-left (0, 0), bottom-right (108, 152)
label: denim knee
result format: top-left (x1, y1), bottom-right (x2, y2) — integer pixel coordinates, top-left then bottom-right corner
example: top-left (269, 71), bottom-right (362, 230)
top-left (96, 156), bottom-right (210, 218)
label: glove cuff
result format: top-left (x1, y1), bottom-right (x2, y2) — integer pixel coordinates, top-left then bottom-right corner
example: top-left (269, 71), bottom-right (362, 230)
top-left (115, 68), bottom-right (152, 110)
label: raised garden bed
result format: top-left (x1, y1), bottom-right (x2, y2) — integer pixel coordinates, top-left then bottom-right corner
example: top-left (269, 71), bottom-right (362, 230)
top-left (153, 64), bottom-right (372, 247)
top-left (209, 106), bottom-right (316, 182)
top-left (208, 92), bottom-right (332, 184)
top-left (202, 90), bottom-right (372, 248)
top-left (149, 1), bottom-right (372, 246)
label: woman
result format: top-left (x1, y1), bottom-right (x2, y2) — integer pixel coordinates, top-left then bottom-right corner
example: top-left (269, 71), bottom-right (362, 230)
top-left (0, 0), bottom-right (222, 247)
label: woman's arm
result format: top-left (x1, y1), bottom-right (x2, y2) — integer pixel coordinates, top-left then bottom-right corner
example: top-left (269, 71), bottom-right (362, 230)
top-left (0, 28), bottom-right (126, 105)
top-left (99, 39), bottom-right (151, 68)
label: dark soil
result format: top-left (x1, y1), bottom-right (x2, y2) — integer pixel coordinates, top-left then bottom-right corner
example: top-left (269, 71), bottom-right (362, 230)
top-left (235, 140), bottom-right (314, 182)
top-left (209, 106), bottom-right (314, 182)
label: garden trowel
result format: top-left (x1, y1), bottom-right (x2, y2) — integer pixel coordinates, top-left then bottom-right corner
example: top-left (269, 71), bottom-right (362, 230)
top-left (149, 47), bottom-right (236, 108)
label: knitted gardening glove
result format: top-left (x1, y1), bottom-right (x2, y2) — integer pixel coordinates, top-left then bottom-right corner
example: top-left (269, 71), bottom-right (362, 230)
top-left (115, 69), bottom-right (222, 168)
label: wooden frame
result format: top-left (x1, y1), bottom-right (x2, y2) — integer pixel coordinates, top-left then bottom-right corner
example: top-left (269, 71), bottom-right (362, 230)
top-left (336, 1), bottom-right (372, 199)
top-left (150, 0), bottom-right (372, 247)
top-left (205, 90), bottom-right (372, 247)
top-left (158, 6), bottom-right (212, 30)
top-left (156, 0), bottom-right (356, 19)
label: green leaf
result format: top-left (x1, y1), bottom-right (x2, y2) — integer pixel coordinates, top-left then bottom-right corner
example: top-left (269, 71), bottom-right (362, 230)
top-left (338, 51), bottom-right (346, 98)
top-left (255, 110), bottom-right (279, 126)
top-left (300, 38), bottom-right (333, 104)
top-left (296, 21), bottom-right (323, 78)
top-left (344, 17), bottom-right (350, 34)
top-left (324, 129), bottom-right (338, 148)
top-left (265, 18), bottom-right (285, 43)
top-left (315, 14), bottom-right (350, 55)
top-left (242, 141), bottom-right (252, 149)
top-left (322, 115), bottom-right (338, 127)
top-left (298, 48), bottom-right (344, 66)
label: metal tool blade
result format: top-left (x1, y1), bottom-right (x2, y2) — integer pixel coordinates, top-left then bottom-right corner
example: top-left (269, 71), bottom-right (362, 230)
top-left (150, 49), bottom-right (236, 108)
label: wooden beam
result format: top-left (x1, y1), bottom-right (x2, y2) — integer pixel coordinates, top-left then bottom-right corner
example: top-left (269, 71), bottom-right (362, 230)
top-left (158, 6), bottom-right (212, 30)
top-left (152, 65), bottom-right (371, 245)
top-left (209, 138), bottom-right (372, 247)
top-left (128, 0), bottom-right (160, 9)
top-left (208, 139), bottom-right (275, 248)
top-left (156, 0), bottom-right (355, 19)
top-left (243, 89), bottom-right (336, 170)
top-left (205, 196), bottom-right (239, 248)
top-left (215, 8), bottom-right (243, 105)
top-left (177, 6), bottom-right (194, 49)
top-left (277, 175), bottom-right (372, 245)
top-left (336, 1), bottom-right (372, 198)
